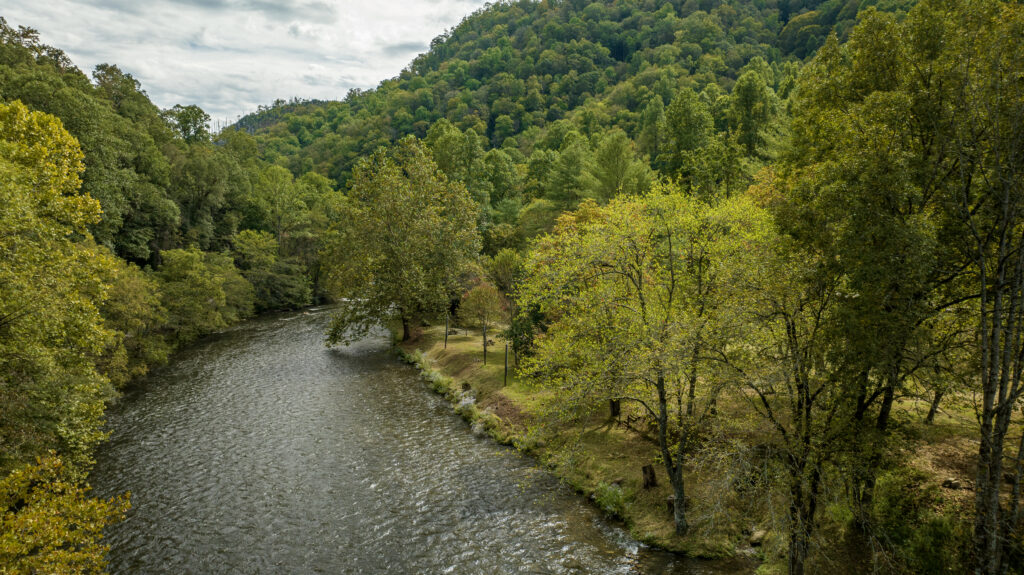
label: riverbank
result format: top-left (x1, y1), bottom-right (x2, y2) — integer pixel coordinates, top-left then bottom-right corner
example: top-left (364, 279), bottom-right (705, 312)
top-left (396, 325), bottom-right (759, 564)
top-left (95, 309), bottom-right (746, 574)
top-left (398, 324), bottom-right (986, 574)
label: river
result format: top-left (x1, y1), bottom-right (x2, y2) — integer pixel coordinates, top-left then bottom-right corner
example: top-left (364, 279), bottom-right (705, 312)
top-left (92, 309), bottom-right (751, 574)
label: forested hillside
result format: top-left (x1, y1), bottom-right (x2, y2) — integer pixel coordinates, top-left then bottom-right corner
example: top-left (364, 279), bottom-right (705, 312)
top-left (238, 0), bottom-right (913, 256)
top-left (2, 0), bottom-right (1023, 573)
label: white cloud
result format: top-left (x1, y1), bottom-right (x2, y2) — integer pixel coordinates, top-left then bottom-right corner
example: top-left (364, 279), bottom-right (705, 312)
top-left (1, 0), bottom-right (488, 122)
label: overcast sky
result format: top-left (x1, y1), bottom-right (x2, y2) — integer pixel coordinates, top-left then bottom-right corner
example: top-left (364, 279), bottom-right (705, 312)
top-left (2, 0), bottom-right (489, 123)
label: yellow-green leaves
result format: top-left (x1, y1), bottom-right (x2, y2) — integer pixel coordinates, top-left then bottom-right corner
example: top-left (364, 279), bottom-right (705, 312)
top-left (0, 455), bottom-right (129, 575)
top-left (0, 101), bottom-right (118, 472)
top-left (0, 102), bottom-right (128, 572)
top-left (517, 185), bottom-right (773, 422)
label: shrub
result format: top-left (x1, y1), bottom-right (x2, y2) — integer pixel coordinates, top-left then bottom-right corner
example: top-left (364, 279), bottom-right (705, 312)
top-left (872, 467), bottom-right (968, 572)
top-left (593, 481), bottom-right (629, 519)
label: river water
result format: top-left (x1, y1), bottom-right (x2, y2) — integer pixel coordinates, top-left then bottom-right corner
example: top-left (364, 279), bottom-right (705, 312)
top-left (92, 309), bottom-right (750, 574)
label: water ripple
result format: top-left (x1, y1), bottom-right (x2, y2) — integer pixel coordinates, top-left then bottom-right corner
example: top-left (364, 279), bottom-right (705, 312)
top-left (92, 310), bottom-right (748, 574)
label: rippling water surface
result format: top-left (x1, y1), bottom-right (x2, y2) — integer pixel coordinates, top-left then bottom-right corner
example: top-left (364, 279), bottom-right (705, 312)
top-left (92, 310), bottom-right (751, 574)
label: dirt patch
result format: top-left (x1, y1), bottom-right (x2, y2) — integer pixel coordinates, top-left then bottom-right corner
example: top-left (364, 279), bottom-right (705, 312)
top-left (912, 435), bottom-right (977, 483)
top-left (481, 391), bottom-right (527, 430)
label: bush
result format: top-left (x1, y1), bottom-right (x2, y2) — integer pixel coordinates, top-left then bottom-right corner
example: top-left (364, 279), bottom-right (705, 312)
top-left (593, 481), bottom-right (629, 520)
top-left (872, 467), bottom-right (968, 572)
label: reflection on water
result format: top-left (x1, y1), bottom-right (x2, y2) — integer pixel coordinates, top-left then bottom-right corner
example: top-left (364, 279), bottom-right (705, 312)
top-left (92, 310), bottom-right (751, 574)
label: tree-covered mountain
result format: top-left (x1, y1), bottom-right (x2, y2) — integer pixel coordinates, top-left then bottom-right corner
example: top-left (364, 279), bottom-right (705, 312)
top-left (8, 0), bottom-right (1024, 573)
top-left (238, 0), bottom-right (913, 255)
top-left (241, 0), bottom-right (911, 177)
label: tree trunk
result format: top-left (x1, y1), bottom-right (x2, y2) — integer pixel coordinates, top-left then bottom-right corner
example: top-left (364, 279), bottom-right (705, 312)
top-left (686, 341), bottom-right (699, 417)
top-left (672, 414), bottom-right (689, 536)
top-left (401, 316), bottom-right (411, 342)
top-left (875, 383), bottom-right (895, 433)
top-left (642, 464), bottom-right (657, 488)
top-left (787, 463), bottom-right (820, 575)
top-left (672, 479), bottom-right (688, 536)
top-left (654, 372), bottom-right (688, 535)
top-left (975, 417), bottom-right (1004, 575)
top-left (1003, 426), bottom-right (1024, 574)
top-left (788, 467), bottom-right (808, 575)
top-left (857, 383), bottom-right (896, 510)
top-left (925, 390), bottom-right (944, 425)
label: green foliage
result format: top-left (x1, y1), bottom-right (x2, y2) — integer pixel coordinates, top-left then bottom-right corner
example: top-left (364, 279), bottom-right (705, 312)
top-left (0, 455), bottom-right (129, 575)
top-left (324, 137), bottom-right (480, 343)
top-left (0, 24), bottom-right (179, 261)
top-left (659, 86), bottom-right (713, 175)
top-left (593, 481), bottom-right (630, 520)
top-left (252, 165), bottom-right (311, 248)
top-left (162, 104), bottom-right (210, 143)
top-left (728, 70), bottom-right (778, 158)
top-left (0, 100), bottom-right (117, 473)
top-left (460, 281), bottom-right (505, 362)
top-left (0, 101), bottom-right (133, 574)
top-left (590, 128), bottom-right (653, 201)
top-left (202, 251), bottom-right (256, 324)
top-left (486, 248), bottom-right (523, 296)
top-left (3, 2), bottom-right (1012, 572)
top-left (517, 187), bottom-right (772, 534)
top-left (460, 282), bottom-right (504, 330)
top-left (155, 248), bottom-right (255, 345)
top-left (239, 0), bottom-right (871, 190)
top-left (872, 468), bottom-right (967, 572)
top-left (99, 259), bottom-right (171, 386)
top-left (232, 229), bottom-right (312, 311)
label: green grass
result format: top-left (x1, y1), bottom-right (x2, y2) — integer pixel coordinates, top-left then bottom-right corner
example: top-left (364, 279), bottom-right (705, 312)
top-left (399, 324), bottom-right (744, 559)
top-left (398, 323), bottom-right (989, 569)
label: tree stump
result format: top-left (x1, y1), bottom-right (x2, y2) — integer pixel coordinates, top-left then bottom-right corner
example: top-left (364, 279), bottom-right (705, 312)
top-left (609, 399), bottom-right (621, 419)
top-left (642, 464), bottom-right (658, 489)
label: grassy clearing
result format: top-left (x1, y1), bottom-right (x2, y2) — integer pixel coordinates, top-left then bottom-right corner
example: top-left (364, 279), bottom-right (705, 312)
top-left (398, 324), bottom-right (988, 570)
top-left (398, 324), bottom-right (749, 559)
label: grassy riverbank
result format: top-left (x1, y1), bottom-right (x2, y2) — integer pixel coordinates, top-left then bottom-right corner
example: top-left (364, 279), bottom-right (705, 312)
top-left (398, 324), bottom-right (986, 573)
top-left (397, 325), bottom-right (751, 560)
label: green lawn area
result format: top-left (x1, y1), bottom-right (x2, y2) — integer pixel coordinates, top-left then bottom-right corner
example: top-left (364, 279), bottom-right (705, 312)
top-left (399, 323), bottom-right (989, 570)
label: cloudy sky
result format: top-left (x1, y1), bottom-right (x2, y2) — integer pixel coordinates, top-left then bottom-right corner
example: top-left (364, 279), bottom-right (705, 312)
top-left (3, 0), bottom-right (489, 123)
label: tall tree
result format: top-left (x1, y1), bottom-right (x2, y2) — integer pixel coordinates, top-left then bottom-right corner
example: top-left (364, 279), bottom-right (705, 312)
top-left (459, 281), bottom-right (504, 364)
top-left (778, 2), bottom-right (1024, 571)
top-left (728, 70), bottom-right (778, 158)
top-left (324, 137), bottom-right (480, 343)
top-left (737, 229), bottom-right (848, 575)
top-left (928, 2), bottom-right (1024, 571)
top-left (517, 189), bottom-right (768, 535)
top-left (0, 100), bottom-right (117, 472)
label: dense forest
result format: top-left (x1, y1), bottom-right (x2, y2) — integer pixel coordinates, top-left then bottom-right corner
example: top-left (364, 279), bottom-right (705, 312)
top-left (1, 0), bottom-right (1023, 573)
top-left (0, 16), bottom-right (335, 573)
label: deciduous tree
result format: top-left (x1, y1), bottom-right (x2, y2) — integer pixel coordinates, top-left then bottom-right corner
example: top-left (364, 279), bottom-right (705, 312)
top-left (324, 137), bottom-right (480, 343)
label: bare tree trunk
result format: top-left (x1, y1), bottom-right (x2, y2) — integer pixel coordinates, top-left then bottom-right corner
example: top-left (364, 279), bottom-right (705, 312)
top-left (925, 390), bottom-right (944, 424)
top-left (686, 340), bottom-right (699, 417)
top-left (655, 372), bottom-right (688, 535)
